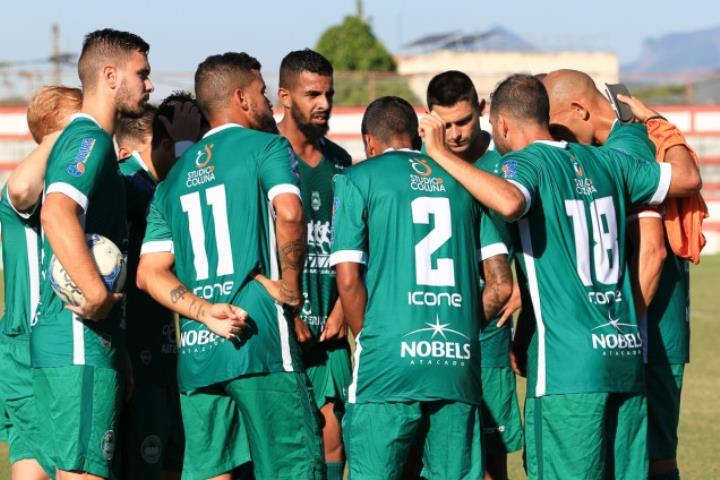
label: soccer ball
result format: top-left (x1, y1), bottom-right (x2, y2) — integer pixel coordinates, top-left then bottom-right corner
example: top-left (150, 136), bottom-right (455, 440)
top-left (49, 234), bottom-right (127, 306)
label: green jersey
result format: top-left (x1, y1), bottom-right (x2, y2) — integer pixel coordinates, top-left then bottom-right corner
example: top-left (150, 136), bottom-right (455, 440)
top-left (330, 149), bottom-right (504, 405)
top-left (605, 123), bottom-right (690, 365)
top-left (32, 113), bottom-right (128, 369)
top-left (0, 186), bottom-right (40, 337)
top-left (499, 140), bottom-right (671, 397)
top-left (295, 139), bottom-right (352, 338)
top-left (119, 153), bottom-right (177, 385)
top-left (474, 148), bottom-right (515, 368)
top-left (141, 123), bottom-right (303, 392)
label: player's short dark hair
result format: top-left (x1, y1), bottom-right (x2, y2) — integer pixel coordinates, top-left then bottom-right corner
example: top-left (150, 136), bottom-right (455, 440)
top-left (426, 70), bottom-right (479, 111)
top-left (279, 49), bottom-right (333, 89)
top-left (115, 104), bottom-right (156, 151)
top-left (151, 91), bottom-right (206, 147)
top-left (194, 52), bottom-right (261, 118)
top-left (361, 96), bottom-right (420, 148)
top-left (490, 73), bottom-right (549, 126)
top-left (78, 29), bottom-right (149, 89)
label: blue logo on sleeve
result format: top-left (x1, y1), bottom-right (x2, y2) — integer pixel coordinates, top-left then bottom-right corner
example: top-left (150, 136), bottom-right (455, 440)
top-left (501, 159), bottom-right (517, 179)
top-left (66, 138), bottom-right (96, 177)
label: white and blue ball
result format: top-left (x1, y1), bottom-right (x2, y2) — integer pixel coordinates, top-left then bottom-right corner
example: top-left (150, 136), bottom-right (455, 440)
top-left (49, 234), bottom-right (127, 306)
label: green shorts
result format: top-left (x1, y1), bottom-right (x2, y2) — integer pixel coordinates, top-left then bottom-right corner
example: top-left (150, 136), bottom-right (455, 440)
top-left (182, 371), bottom-right (324, 480)
top-left (343, 401), bottom-right (483, 480)
top-left (119, 382), bottom-right (184, 479)
top-left (304, 341), bottom-right (352, 411)
top-left (0, 337), bottom-right (54, 474)
top-left (33, 365), bottom-right (122, 478)
top-left (524, 392), bottom-right (647, 480)
top-left (480, 367), bottom-right (523, 455)
top-left (646, 363), bottom-right (684, 461)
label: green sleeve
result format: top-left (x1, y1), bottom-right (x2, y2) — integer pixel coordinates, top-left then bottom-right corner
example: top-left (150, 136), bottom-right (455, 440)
top-left (44, 132), bottom-right (114, 212)
top-left (329, 173), bottom-right (368, 266)
top-left (141, 196), bottom-right (174, 255)
top-left (258, 136), bottom-right (301, 202)
top-left (605, 123), bottom-right (655, 163)
top-left (498, 153), bottom-right (540, 218)
top-left (479, 208), bottom-right (510, 261)
top-left (611, 149), bottom-right (670, 207)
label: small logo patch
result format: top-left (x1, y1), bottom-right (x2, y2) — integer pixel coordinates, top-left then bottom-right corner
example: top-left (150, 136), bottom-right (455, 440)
top-left (66, 138), bottom-right (96, 177)
top-left (141, 435), bottom-right (162, 464)
top-left (311, 191), bottom-right (321, 212)
top-left (140, 350), bottom-right (152, 365)
top-left (100, 430), bottom-right (116, 460)
top-left (501, 160), bottom-right (517, 179)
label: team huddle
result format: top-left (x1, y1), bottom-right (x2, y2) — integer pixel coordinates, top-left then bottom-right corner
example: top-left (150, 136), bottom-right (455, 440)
top-left (0, 27), bottom-right (703, 480)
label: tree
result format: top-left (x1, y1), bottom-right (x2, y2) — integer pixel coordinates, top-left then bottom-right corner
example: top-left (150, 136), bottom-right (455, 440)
top-left (316, 16), bottom-right (395, 72)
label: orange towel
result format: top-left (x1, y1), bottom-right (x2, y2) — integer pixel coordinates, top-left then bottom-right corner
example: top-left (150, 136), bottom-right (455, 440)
top-left (646, 118), bottom-right (708, 264)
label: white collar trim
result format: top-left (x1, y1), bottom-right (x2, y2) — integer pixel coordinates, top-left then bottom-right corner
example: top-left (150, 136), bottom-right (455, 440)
top-left (383, 147), bottom-right (421, 153)
top-left (533, 140), bottom-right (568, 149)
top-left (203, 123), bottom-right (243, 139)
top-left (131, 151), bottom-right (150, 172)
top-left (71, 112), bottom-right (102, 128)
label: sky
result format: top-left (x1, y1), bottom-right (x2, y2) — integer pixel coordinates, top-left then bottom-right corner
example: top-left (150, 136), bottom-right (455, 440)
top-left (0, 0), bottom-right (717, 100)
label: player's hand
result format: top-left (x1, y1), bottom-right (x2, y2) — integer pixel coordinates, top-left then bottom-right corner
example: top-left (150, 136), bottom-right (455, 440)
top-left (294, 316), bottom-right (314, 346)
top-left (319, 310), bottom-right (347, 342)
top-left (66, 290), bottom-right (124, 321)
top-left (419, 111), bottom-right (448, 159)
top-left (616, 94), bottom-right (659, 124)
top-left (198, 303), bottom-right (247, 341)
top-left (497, 282), bottom-right (521, 328)
top-left (253, 273), bottom-right (303, 310)
top-left (158, 101), bottom-right (202, 143)
top-left (510, 343), bottom-right (527, 378)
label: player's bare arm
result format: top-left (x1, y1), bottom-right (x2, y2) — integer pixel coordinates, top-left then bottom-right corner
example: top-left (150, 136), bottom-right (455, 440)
top-left (320, 299), bottom-right (347, 342)
top-left (420, 112), bottom-right (526, 219)
top-left (41, 192), bottom-right (123, 320)
top-left (335, 263), bottom-right (366, 337)
top-left (274, 193), bottom-right (307, 307)
top-left (628, 216), bottom-right (667, 317)
top-left (497, 281), bottom-right (521, 327)
top-left (481, 254), bottom-right (513, 324)
top-left (617, 94), bottom-right (702, 195)
top-left (136, 251), bottom-right (246, 340)
top-left (7, 131), bottom-right (61, 212)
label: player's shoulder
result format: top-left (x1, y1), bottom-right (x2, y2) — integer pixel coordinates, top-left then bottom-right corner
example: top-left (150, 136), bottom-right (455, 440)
top-left (118, 155), bottom-right (142, 176)
top-left (605, 122), bottom-right (654, 155)
top-left (54, 115), bottom-right (112, 160)
top-left (321, 137), bottom-right (352, 167)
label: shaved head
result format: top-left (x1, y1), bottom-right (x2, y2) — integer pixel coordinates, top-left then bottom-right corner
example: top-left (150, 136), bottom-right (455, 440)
top-left (541, 69), bottom-right (613, 145)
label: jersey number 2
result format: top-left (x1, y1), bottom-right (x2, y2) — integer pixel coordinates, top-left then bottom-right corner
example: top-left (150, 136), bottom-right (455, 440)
top-left (411, 197), bottom-right (455, 287)
top-left (180, 185), bottom-right (234, 281)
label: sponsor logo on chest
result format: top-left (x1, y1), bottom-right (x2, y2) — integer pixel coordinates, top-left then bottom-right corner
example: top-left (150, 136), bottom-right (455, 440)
top-left (400, 314), bottom-right (472, 367)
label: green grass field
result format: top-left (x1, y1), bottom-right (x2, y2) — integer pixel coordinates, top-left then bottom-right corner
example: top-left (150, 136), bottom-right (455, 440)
top-left (0, 257), bottom-right (717, 479)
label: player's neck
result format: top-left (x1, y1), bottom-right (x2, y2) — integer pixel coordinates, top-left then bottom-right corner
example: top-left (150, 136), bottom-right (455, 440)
top-left (278, 117), bottom-right (323, 167)
top-left (513, 124), bottom-right (554, 150)
top-left (462, 130), bottom-right (491, 163)
top-left (80, 94), bottom-right (116, 134)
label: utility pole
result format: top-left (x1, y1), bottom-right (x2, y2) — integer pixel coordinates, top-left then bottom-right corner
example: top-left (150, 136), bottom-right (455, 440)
top-left (51, 23), bottom-right (60, 84)
top-left (356, 0), bottom-right (363, 19)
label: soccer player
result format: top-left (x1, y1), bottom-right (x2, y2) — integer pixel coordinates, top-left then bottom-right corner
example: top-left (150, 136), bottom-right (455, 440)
top-left (420, 74), bottom-right (701, 479)
top-left (115, 93), bottom-right (203, 480)
top-left (276, 49), bottom-right (352, 480)
top-left (0, 85), bottom-right (81, 480)
top-left (136, 52), bottom-right (324, 480)
top-left (426, 71), bottom-right (521, 480)
top-left (542, 69), bottom-right (702, 480)
top-left (332, 96), bottom-right (511, 480)
top-left (32, 29), bottom-right (153, 480)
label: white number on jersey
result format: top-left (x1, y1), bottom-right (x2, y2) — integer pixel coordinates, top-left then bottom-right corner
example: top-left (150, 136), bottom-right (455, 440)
top-left (411, 197), bottom-right (455, 287)
top-left (180, 185), bottom-right (235, 281)
top-left (565, 196), bottom-right (619, 286)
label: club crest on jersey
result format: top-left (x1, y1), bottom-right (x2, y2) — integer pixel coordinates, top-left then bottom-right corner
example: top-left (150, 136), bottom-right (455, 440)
top-left (66, 138), bottom-right (96, 177)
top-left (501, 159), bottom-right (517, 179)
top-left (590, 312), bottom-right (642, 356)
top-left (408, 158), bottom-right (445, 192)
top-left (311, 191), bottom-right (322, 211)
top-left (187, 144), bottom-right (216, 188)
top-left (400, 314), bottom-right (472, 367)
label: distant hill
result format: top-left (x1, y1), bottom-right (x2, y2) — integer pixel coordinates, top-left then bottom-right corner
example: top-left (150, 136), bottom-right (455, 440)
top-left (623, 25), bottom-right (720, 73)
top-left (402, 26), bottom-right (536, 53)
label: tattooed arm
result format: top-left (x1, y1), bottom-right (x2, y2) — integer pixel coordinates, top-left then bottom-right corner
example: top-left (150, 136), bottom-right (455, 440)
top-left (272, 193), bottom-right (307, 308)
top-left (481, 254), bottom-right (513, 324)
top-left (137, 251), bottom-right (246, 339)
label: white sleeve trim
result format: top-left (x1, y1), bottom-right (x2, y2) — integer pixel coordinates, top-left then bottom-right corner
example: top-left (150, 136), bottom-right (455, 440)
top-left (268, 184), bottom-right (301, 203)
top-left (6, 192), bottom-right (37, 219)
top-left (507, 180), bottom-right (532, 218)
top-left (329, 250), bottom-right (368, 266)
top-left (45, 182), bottom-right (88, 212)
top-left (479, 242), bottom-right (509, 261)
top-left (649, 163), bottom-right (672, 205)
top-left (140, 240), bottom-right (174, 255)
top-left (174, 141), bottom-right (193, 159)
top-left (627, 210), bottom-right (662, 222)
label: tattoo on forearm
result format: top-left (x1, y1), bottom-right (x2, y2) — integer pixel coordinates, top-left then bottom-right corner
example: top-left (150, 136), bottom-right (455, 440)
top-left (279, 240), bottom-right (306, 271)
top-left (280, 282), bottom-right (302, 306)
top-left (170, 285), bottom-right (188, 304)
top-left (483, 256), bottom-right (513, 321)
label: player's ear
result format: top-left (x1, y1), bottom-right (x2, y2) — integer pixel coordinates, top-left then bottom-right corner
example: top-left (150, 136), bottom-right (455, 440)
top-left (363, 133), bottom-right (375, 158)
top-left (103, 64), bottom-right (118, 89)
top-left (477, 98), bottom-right (487, 117)
top-left (278, 88), bottom-right (292, 109)
top-left (117, 145), bottom-right (132, 159)
top-left (497, 114), bottom-right (510, 140)
top-left (234, 88), bottom-right (249, 112)
top-left (571, 101), bottom-right (590, 121)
